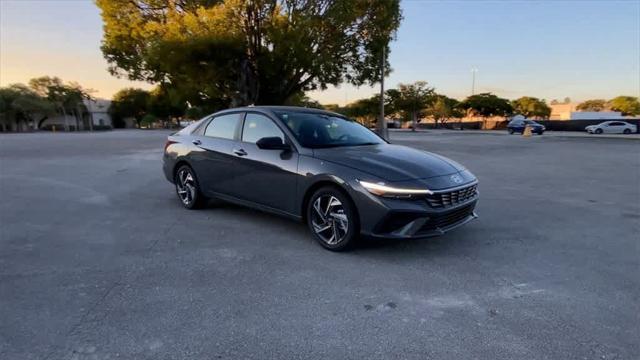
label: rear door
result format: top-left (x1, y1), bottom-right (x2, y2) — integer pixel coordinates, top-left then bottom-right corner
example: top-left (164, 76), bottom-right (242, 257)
top-left (229, 112), bottom-right (299, 214)
top-left (609, 122), bottom-right (624, 133)
top-left (191, 112), bottom-right (242, 196)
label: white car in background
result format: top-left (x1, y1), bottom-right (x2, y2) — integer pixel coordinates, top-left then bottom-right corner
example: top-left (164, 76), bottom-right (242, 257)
top-left (585, 121), bottom-right (637, 134)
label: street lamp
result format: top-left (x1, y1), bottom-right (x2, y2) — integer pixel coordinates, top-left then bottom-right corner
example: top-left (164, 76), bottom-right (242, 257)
top-left (471, 68), bottom-right (478, 95)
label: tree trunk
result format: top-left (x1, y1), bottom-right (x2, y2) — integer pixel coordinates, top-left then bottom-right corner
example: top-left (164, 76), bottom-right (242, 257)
top-left (61, 105), bottom-right (69, 132)
top-left (411, 111), bottom-right (417, 131)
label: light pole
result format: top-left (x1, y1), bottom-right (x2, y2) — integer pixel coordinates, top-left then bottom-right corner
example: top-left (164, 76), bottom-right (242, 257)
top-left (378, 46), bottom-right (388, 140)
top-left (471, 67), bottom-right (478, 95)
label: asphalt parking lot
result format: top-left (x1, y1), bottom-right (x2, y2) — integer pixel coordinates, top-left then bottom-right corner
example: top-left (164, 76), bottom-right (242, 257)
top-left (1, 130), bottom-right (639, 360)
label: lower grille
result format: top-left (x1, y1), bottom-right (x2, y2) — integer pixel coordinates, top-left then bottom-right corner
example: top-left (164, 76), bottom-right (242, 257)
top-left (416, 203), bottom-right (476, 234)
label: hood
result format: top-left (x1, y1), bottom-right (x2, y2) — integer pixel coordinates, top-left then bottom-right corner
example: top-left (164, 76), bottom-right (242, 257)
top-left (312, 144), bottom-right (462, 181)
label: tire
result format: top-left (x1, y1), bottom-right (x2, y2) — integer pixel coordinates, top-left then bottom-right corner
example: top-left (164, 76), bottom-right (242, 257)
top-left (174, 165), bottom-right (207, 209)
top-left (623, 129), bottom-right (631, 134)
top-left (538, 130), bottom-right (544, 135)
top-left (508, 128), bottom-right (514, 135)
top-left (306, 186), bottom-right (359, 251)
top-left (595, 128), bottom-right (603, 134)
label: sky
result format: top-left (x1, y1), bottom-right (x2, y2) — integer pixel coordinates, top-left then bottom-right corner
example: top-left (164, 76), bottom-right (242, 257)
top-left (1, 0), bottom-right (639, 105)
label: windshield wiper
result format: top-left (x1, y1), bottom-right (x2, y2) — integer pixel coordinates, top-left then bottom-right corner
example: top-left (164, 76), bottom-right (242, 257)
top-left (351, 142), bottom-right (380, 146)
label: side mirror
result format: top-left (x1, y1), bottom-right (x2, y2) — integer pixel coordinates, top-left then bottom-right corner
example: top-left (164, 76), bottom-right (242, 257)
top-left (256, 136), bottom-right (290, 150)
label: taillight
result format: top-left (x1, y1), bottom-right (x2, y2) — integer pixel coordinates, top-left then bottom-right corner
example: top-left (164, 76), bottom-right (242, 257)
top-left (164, 140), bottom-right (177, 152)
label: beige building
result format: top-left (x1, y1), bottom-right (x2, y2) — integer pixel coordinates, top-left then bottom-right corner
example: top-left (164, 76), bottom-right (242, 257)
top-left (549, 103), bottom-right (578, 120)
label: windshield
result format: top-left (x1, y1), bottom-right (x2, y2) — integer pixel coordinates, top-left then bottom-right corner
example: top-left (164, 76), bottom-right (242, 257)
top-left (524, 120), bottom-right (539, 125)
top-left (274, 111), bottom-right (385, 148)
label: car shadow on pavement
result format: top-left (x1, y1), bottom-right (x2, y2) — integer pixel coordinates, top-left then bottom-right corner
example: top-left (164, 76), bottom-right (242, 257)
top-left (356, 233), bottom-right (474, 255)
top-left (186, 198), bottom-right (476, 256)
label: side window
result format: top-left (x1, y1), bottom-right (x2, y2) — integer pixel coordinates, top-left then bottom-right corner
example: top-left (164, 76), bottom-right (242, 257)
top-left (242, 113), bottom-right (284, 143)
top-left (204, 113), bottom-right (240, 139)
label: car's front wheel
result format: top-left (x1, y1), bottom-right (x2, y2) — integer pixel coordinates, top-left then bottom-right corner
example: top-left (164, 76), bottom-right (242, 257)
top-left (307, 186), bottom-right (359, 251)
top-left (175, 165), bottom-right (207, 209)
top-left (595, 128), bottom-right (603, 134)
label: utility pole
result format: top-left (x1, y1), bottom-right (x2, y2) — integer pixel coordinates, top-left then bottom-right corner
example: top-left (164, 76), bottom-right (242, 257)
top-left (378, 46), bottom-right (388, 140)
top-left (471, 68), bottom-right (478, 95)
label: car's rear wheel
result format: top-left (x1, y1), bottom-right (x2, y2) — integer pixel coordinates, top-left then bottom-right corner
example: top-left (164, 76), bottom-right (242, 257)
top-left (175, 165), bottom-right (207, 209)
top-left (595, 128), bottom-right (603, 134)
top-left (623, 129), bottom-right (631, 134)
top-left (307, 187), bottom-right (358, 251)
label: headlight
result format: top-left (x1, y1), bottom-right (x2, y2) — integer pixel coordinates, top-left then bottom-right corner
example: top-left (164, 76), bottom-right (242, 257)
top-left (358, 180), bottom-right (433, 197)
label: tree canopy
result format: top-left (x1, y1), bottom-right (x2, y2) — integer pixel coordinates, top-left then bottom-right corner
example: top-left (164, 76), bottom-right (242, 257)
top-left (0, 84), bottom-right (54, 130)
top-left (576, 99), bottom-right (607, 112)
top-left (511, 96), bottom-right (551, 119)
top-left (425, 94), bottom-right (462, 126)
top-left (386, 81), bottom-right (435, 129)
top-left (607, 96), bottom-right (640, 116)
top-left (97, 0), bottom-right (402, 107)
top-left (109, 88), bottom-right (152, 128)
top-left (460, 93), bottom-right (512, 118)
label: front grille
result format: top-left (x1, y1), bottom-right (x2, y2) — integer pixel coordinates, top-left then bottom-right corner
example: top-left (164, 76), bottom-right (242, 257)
top-left (416, 203), bottom-right (476, 234)
top-left (425, 184), bottom-right (478, 208)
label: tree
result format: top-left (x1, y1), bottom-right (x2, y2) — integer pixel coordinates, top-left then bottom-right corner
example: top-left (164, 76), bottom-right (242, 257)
top-left (184, 106), bottom-right (205, 119)
top-left (141, 113), bottom-right (157, 128)
top-left (322, 104), bottom-right (342, 113)
top-left (110, 88), bottom-right (151, 128)
top-left (607, 96), bottom-right (640, 116)
top-left (576, 99), bottom-right (607, 112)
top-left (387, 81), bottom-right (435, 130)
top-left (0, 84), bottom-right (54, 132)
top-left (97, 0), bottom-right (402, 107)
top-left (425, 94), bottom-right (461, 127)
top-left (148, 85), bottom-right (187, 125)
top-left (342, 96), bottom-right (380, 126)
top-left (511, 96), bottom-right (551, 119)
top-left (28, 76), bottom-right (93, 130)
top-left (284, 93), bottom-right (323, 109)
top-left (460, 93), bottom-right (512, 128)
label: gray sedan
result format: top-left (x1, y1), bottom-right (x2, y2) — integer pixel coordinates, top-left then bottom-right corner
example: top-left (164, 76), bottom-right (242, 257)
top-left (163, 106), bottom-right (478, 251)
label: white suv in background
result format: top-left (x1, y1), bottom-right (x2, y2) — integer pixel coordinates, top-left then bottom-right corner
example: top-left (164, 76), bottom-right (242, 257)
top-left (586, 121), bottom-right (637, 134)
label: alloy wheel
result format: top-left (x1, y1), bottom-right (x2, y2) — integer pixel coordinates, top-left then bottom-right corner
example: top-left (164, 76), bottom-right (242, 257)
top-left (176, 168), bottom-right (196, 206)
top-left (310, 195), bottom-right (349, 245)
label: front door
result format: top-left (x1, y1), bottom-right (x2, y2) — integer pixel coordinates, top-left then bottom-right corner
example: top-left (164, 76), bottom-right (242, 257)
top-left (230, 112), bottom-right (299, 214)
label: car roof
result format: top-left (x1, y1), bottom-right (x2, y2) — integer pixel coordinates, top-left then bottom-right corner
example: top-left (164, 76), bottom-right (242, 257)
top-left (215, 105), bottom-right (345, 118)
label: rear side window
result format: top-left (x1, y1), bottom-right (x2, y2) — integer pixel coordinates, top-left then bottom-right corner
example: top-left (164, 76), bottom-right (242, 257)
top-left (242, 113), bottom-right (284, 143)
top-left (204, 113), bottom-right (241, 140)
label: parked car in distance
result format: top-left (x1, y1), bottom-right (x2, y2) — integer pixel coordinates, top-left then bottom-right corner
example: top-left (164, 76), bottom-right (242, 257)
top-left (163, 106), bottom-right (479, 251)
top-left (585, 121), bottom-right (637, 134)
top-left (507, 119), bottom-right (545, 135)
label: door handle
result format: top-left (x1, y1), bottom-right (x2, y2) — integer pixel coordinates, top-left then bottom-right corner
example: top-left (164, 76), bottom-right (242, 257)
top-left (233, 148), bottom-right (248, 156)
top-left (192, 139), bottom-right (202, 146)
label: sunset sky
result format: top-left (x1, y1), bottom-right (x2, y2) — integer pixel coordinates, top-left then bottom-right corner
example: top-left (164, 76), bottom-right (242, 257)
top-left (1, 0), bottom-right (638, 105)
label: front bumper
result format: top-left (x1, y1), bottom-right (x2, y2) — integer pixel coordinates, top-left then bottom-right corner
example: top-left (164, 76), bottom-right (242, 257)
top-left (354, 181), bottom-right (479, 239)
top-left (370, 199), bottom-right (478, 239)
